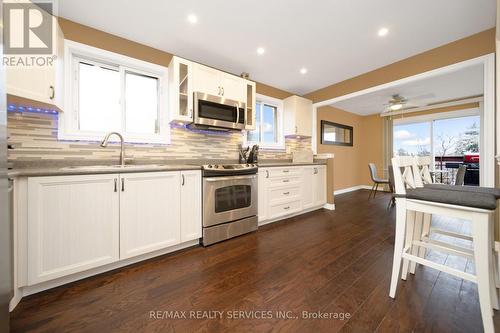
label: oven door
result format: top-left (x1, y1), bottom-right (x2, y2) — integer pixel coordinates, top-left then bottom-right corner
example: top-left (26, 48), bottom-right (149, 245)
top-left (194, 92), bottom-right (246, 130)
top-left (203, 174), bottom-right (258, 227)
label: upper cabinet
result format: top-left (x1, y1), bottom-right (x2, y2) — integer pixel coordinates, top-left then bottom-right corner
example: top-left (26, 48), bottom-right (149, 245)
top-left (6, 14), bottom-right (65, 110)
top-left (192, 63), bottom-right (246, 102)
top-left (283, 95), bottom-right (313, 137)
top-left (244, 80), bottom-right (256, 131)
top-left (168, 56), bottom-right (193, 123)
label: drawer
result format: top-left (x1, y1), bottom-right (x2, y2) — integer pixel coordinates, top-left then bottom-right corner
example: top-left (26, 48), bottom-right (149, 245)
top-left (269, 200), bottom-right (301, 219)
top-left (268, 167), bottom-right (302, 178)
top-left (269, 176), bottom-right (301, 187)
top-left (269, 186), bottom-right (301, 202)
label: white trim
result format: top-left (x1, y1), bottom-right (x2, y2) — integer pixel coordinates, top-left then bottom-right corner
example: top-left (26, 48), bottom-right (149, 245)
top-left (59, 40), bottom-right (170, 144)
top-left (244, 93), bottom-right (285, 150)
top-left (393, 108), bottom-right (480, 125)
top-left (10, 239), bottom-right (199, 311)
top-left (313, 54), bottom-right (494, 109)
top-left (333, 185), bottom-right (372, 195)
top-left (381, 96), bottom-right (483, 117)
top-left (323, 203), bottom-right (335, 210)
top-left (312, 105), bottom-right (318, 154)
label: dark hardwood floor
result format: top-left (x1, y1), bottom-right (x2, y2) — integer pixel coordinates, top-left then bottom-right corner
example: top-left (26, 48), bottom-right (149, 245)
top-left (10, 190), bottom-right (500, 332)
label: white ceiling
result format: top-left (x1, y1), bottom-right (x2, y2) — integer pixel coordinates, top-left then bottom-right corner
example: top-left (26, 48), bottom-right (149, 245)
top-left (58, 0), bottom-right (495, 95)
top-left (330, 64), bottom-right (484, 115)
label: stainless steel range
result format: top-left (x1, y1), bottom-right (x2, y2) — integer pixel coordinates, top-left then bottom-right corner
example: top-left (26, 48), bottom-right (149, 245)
top-left (202, 163), bottom-right (258, 246)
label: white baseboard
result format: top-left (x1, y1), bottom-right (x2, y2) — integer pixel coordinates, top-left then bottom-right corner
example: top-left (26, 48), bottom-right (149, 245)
top-left (334, 185), bottom-right (372, 195)
top-left (323, 203), bottom-right (335, 210)
top-left (333, 184), bottom-right (392, 196)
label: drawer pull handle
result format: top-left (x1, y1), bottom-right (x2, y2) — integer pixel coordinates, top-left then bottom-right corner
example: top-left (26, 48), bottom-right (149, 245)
top-left (283, 170), bottom-right (289, 173)
top-left (284, 206), bottom-right (290, 210)
top-left (283, 179), bottom-right (289, 183)
top-left (283, 192), bottom-right (290, 195)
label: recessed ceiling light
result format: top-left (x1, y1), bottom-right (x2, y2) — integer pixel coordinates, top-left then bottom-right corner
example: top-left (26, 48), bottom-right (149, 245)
top-left (187, 14), bottom-right (198, 24)
top-left (300, 68), bottom-right (308, 75)
top-left (257, 47), bottom-right (265, 55)
top-left (378, 27), bottom-right (389, 37)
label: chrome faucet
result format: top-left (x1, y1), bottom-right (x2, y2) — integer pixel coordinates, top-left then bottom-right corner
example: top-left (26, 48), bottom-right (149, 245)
top-left (100, 132), bottom-right (125, 166)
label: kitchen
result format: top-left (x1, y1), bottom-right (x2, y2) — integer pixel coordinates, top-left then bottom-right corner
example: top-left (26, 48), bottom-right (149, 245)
top-left (1, 1), bottom-right (499, 332)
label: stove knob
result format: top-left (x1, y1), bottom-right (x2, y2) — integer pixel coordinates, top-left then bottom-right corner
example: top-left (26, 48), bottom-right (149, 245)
top-left (215, 165), bottom-right (219, 168)
top-left (246, 164), bottom-right (249, 167)
top-left (207, 165), bottom-right (212, 168)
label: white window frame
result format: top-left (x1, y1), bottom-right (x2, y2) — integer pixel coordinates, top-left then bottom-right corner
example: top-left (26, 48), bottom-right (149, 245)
top-left (59, 40), bottom-right (170, 144)
top-left (244, 94), bottom-right (285, 150)
top-left (393, 108), bottom-right (480, 170)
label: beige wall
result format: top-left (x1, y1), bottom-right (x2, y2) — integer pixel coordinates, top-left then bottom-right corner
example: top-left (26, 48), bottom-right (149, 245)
top-left (316, 106), bottom-right (383, 191)
top-left (304, 28), bottom-right (495, 103)
top-left (57, 18), bottom-right (292, 101)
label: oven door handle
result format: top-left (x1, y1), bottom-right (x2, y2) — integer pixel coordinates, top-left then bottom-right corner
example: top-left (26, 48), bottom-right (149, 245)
top-left (205, 175), bottom-right (257, 182)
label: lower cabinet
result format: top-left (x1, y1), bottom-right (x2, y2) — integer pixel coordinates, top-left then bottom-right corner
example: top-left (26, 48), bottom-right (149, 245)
top-left (119, 172), bottom-right (181, 259)
top-left (27, 174), bottom-right (120, 285)
top-left (258, 165), bottom-right (327, 225)
top-left (25, 170), bottom-right (201, 285)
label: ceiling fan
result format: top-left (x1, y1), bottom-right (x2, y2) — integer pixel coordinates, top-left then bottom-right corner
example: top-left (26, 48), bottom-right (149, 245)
top-left (384, 94), bottom-right (408, 112)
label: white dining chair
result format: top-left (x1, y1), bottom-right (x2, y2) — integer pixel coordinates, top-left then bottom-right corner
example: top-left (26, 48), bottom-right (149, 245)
top-left (390, 156), bottom-right (498, 333)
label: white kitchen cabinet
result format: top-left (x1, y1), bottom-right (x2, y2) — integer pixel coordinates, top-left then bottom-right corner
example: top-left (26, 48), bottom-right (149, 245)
top-left (313, 166), bottom-right (327, 206)
top-left (180, 171), bottom-right (202, 242)
top-left (283, 95), bottom-right (313, 137)
top-left (245, 80), bottom-right (256, 130)
top-left (258, 165), bottom-right (327, 225)
top-left (27, 174), bottom-right (119, 285)
top-left (192, 63), bottom-right (245, 102)
top-left (6, 15), bottom-right (65, 110)
top-left (301, 167), bottom-right (314, 210)
top-left (168, 56), bottom-right (193, 123)
top-left (258, 168), bottom-right (269, 222)
top-left (119, 172), bottom-right (181, 260)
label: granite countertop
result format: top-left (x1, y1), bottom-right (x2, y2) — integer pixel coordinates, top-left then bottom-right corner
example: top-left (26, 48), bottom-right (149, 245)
top-left (8, 157), bottom-right (332, 178)
top-left (8, 164), bottom-right (201, 178)
top-left (258, 161), bottom-right (327, 167)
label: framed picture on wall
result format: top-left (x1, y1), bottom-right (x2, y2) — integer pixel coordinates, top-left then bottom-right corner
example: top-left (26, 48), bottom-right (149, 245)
top-left (320, 120), bottom-right (353, 146)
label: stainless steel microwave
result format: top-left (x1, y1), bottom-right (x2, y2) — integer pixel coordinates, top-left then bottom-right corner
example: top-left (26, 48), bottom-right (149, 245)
top-left (193, 92), bottom-right (246, 130)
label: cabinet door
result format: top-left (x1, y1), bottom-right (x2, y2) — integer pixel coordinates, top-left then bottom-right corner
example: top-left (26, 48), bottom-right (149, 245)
top-left (6, 16), bottom-right (64, 107)
top-left (313, 166), bottom-right (327, 206)
top-left (258, 169), bottom-right (269, 223)
top-left (27, 174), bottom-right (119, 285)
top-left (301, 167), bottom-right (314, 210)
top-left (169, 57), bottom-right (193, 123)
top-left (245, 81), bottom-right (256, 130)
top-left (180, 171), bottom-right (202, 242)
top-left (119, 172), bottom-right (181, 259)
top-left (220, 73), bottom-right (244, 102)
top-left (192, 64), bottom-right (221, 96)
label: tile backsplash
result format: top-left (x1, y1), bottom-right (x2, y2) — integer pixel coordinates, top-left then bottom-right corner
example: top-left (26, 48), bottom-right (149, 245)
top-left (7, 111), bottom-right (311, 163)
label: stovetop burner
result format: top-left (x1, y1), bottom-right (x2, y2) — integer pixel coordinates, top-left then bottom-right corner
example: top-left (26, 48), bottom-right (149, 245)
top-left (202, 163), bottom-right (258, 177)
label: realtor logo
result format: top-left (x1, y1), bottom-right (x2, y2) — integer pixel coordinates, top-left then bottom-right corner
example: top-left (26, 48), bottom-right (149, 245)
top-left (3, 1), bottom-right (53, 54)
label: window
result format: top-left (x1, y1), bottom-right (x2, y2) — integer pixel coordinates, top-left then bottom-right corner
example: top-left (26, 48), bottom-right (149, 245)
top-left (246, 94), bottom-right (284, 149)
top-left (59, 41), bottom-right (169, 144)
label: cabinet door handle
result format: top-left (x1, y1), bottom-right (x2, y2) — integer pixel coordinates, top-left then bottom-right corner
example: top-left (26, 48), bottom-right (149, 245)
top-left (114, 178), bottom-right (117, 192)
top-left (181, 174), bottom-right (185, 186)
top-left (266, 170), bottom-right (269, 178)
top-left (221, 87), bottom-right (224, 96)
top-left (218, 86), bottom-right (221, 95)
top-left (295, 126), bottom-right (298, 134)
top-left (121, 178), bottom-right (125, 192)
top-left (314, 168), bottom-right (318, 174)
top-left (49, 86), bottom-right (55, 100)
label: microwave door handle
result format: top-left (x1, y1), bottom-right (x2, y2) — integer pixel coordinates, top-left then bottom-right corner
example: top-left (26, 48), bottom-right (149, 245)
top-left (235, 103), bottom-right (240, 124)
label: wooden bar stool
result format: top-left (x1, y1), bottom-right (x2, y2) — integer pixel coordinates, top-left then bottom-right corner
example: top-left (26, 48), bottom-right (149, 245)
top-left (390, 156), bottom-right (498, 333)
